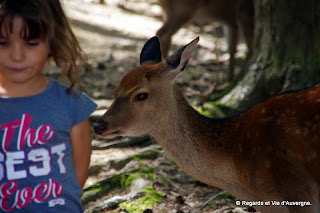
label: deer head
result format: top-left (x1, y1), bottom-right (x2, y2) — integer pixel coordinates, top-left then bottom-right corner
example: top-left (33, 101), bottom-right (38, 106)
top-left (94, 36), bottom-right (199, 138)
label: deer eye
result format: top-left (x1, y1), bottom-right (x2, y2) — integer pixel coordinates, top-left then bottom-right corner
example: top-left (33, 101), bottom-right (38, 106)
top-left (134, 93), bottom-right (148, 102)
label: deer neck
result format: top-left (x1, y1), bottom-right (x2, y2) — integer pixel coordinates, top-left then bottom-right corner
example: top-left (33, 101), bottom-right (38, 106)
top-left (149, 85), bottom-right (242, 192)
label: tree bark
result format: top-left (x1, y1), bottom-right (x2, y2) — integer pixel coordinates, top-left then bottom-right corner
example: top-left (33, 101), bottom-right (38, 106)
top-left (220, 0), bottom-right (320, 111)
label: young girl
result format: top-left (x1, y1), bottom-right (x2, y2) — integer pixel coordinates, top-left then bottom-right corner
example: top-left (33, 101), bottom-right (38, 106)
top-left (0, 0), bottom-right (97, 212)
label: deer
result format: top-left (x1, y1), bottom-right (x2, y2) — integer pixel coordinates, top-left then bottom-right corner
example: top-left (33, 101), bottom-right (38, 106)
top-left (94, 36), bottom-right (320, 213)
top-left (156, 0), bottom-right (254, 81)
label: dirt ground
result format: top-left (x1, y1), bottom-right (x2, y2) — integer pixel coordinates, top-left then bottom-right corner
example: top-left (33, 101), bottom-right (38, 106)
top-left (58, 0), bottom-right (253, 212)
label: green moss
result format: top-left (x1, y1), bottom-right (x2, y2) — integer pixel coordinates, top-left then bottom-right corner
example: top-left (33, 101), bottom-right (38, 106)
top-left (131, 150), bottom-right (161, 161)
top-left (146, 173), bottom-right (157, 181)
top-left (132, 156), bottom-right (144, 162)
top-left (139, 167), bottom-right (157, 180)
top-left (186, 68), bottom-right (197, 76)
top-left (82, 167), bottom-right (159, 205)
top-left (119, 167), bottom-right (158, 189)
top-left (208, 192), bottom-right (235, 208)
top-left (121, 173), bottom-right (141, 188)
top-left (139, 167), bottom-right (153, 174)
top-left (197, 101), bottom-right (234, 118)
top-left (138, 186), bottom-right (165, 206)
top-left (81, 173), bottom-right (124, 204)
top-left (120, 202), bottom-right (141, 212)
top-left (216, 192), bottom-right (235, 200)
top-left (119, 186), bottom-right (165, 213)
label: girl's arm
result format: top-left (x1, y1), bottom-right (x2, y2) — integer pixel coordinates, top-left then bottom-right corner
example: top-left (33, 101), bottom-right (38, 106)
top-left (70, 119), bottom-right (92, 188)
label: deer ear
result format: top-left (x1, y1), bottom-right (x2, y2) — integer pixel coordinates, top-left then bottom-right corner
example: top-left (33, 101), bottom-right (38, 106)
top-left (165, 37), bottom-right (199, 80)
top-left (140, 36), bottom-right (162, 65)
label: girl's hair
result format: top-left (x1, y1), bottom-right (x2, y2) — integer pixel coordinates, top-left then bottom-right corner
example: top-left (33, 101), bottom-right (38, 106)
top-left (0, 0), bottom-right (85, 93)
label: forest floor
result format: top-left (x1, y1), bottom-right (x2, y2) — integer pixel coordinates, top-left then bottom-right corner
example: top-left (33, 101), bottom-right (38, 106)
top-left (53, 0), bottom-right (254, 212)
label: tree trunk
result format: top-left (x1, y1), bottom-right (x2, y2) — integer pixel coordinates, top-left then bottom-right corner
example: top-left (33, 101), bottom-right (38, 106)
top-left (220, 0), bottom-right (320, 111)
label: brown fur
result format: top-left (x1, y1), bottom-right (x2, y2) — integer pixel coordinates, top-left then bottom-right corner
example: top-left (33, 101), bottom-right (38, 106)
top-left (96, 42), bottom-right (320, 213)
top-left (156, 0), bottom-right (254, 80)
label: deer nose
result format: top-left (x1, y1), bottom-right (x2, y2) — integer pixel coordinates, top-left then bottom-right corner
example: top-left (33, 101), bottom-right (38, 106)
top-left (94, 119), bottom-right (108, 135)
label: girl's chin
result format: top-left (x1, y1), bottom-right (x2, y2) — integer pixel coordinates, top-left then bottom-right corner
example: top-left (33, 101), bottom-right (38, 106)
top-left (2, 72), bottom-right (45, 84)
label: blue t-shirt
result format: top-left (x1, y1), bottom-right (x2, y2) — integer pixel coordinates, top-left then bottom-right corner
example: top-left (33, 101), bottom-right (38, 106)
top-left (0, 79), bottom-right (97, 212)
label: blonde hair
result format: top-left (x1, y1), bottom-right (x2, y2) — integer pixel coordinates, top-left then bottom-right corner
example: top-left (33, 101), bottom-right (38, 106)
top-left (0, 0), bottom-right (85, 93)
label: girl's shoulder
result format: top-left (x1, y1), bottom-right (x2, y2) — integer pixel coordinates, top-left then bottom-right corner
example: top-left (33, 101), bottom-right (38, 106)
top-left (49, 78), bottom-right (97, 126)
top-left (50, 77), bottom-right (96, 105)
top-left (49, 78), bottom-right (91, 102)
top-left (49, 78), bottom-right (76, 97)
